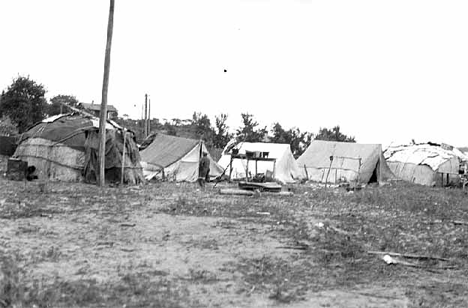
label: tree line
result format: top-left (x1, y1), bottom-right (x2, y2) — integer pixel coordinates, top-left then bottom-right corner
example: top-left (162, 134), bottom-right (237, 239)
top-left (0, 76), bottom-right (356, 158)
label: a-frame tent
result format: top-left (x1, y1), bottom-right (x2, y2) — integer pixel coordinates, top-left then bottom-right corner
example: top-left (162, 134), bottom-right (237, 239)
top-left (140, 133), bottom-right (224, 182)
top-left (217, 142), bottom-right (302, 184)
top-left (296, 140), bottom-right (395, 184)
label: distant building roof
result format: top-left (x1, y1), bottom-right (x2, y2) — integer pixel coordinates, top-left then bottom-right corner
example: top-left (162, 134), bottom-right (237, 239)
top-left (78, 102), bottom-right (118, 113)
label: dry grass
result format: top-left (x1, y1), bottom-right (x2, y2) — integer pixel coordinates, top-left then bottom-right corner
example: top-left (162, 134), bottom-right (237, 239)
top-left (1, 178), bottom-right (468, 307)
top-left (163, 181), bottom-right (468, 306)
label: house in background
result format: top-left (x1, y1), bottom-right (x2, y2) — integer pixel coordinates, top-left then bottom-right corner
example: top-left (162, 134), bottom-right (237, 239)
top-left (77, 102), bottom-right (118, 119)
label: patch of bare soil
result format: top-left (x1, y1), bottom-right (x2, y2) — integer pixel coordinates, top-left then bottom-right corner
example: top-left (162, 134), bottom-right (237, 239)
top-left (0, 180), bottom-right (298, 307)
top-left (1, 179), bottom-right (468, 307)
top-left (284, 288), bottom-right (409, 308)
top-left (3, 212), bottom-right (290, 307)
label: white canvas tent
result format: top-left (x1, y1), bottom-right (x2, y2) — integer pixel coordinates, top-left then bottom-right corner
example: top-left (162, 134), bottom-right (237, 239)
top-left (140, 133), bottom-right (224, 182)
top-left (296, 140), bottom-right (395, 184)
top-left (384, 143), bottom-right (464, 186)
top-left (217, 142), bottom-right (301, 184)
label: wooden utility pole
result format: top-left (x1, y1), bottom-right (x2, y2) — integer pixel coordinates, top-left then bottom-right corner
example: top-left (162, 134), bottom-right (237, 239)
top-left (147, 97), bottom-right (151, 134)
top-left (98, 0), bottom-right (115, 187)
top-left (144, 94), bottom-right (148, 137)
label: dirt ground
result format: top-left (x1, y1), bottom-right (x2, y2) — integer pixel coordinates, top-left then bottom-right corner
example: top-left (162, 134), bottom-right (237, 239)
top-left (1, 177), bottom-right (467, 307)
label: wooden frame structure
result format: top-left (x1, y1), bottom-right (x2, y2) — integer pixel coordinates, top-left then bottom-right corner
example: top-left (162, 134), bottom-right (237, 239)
top-left (228, 153), bottom-right (277, 182)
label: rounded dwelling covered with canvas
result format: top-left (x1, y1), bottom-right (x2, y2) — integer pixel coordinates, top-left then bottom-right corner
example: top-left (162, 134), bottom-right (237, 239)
top-left (12, 114), bottom-right (144, 184)
top-left (384, 143), bottom-right (466, 186)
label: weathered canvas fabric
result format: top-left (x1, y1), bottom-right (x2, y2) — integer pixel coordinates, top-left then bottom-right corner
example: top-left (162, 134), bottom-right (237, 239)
top-left (384, 144), bottom-right (463, 186)
top-left (297, 140), bottom-right (395, 184)
top-left (140, 133), bottom-right (224, 182)
top-left (13, 114), bottom-right (144, 184)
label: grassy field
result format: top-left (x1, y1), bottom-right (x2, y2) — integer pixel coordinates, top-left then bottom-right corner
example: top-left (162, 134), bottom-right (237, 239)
top-left (1, 177), bottom-right (468, 307)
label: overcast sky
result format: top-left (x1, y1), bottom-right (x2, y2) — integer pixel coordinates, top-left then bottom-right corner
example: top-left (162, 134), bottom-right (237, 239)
top-left (0, 0), bottom-right (467, 147)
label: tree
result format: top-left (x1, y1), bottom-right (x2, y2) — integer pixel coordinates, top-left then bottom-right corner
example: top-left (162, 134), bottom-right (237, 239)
top-left (288, 128), bottom-right (313, 158)
top-left (314, 126), bottom-right (355, 142)
top-left (171, 118), bottom-right (182, 126)
top-left (270, 123), bottom-right (313, 158)
top-left (270, 122), bottom-right (289, 144)
top-left (0, 76), bottom-right (47, 133)
top-left (47, 94), bottom-right (79, 116)
top-left (0, 115), bottom-right (18, 136)
top-left (212, 113), bottom-right (232, 149)
top-left (192, 112), bottom-right (215, 147)
top-left (236, 113), bottom-right (267, 142)
top-left (162, 122), bottom-right (177, 136)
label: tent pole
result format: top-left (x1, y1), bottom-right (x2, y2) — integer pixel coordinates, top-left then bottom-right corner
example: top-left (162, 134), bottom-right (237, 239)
top-left (214, 157), bottom-right (231, 188)
top-left (198, 140), bottom-right (203, 184)
top-left (246, 157), bottom-right (250, 182)
top-left (121, 129), bottom-right (126, 185)
top-left (357, 158), bottom-right (362, 184)
top-left (144, 94), bottom-right (148, 138)
top-left (229, 155), bottom-right (233, 182)
top-left (199, 140), bottom-right (203, 158)
top-left (273, 160), bottom-right (276, 179)
top-left (325, 156), bottom-right (333, 188)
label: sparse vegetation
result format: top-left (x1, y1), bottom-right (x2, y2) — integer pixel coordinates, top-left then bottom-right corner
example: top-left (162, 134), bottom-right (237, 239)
top-left (1, 178), bottom-right (468, 307)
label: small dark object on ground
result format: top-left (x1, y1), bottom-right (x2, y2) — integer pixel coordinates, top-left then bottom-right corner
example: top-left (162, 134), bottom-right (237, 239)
top-left (38, 181), bottom-right (47, 193)
top-left (26, 166), bottom-right (38, 181)
top-left (6, 158), bottom-right (27, 181)
top-left (252, 173), bottom-right (266, 183)
top-left (238, 181), bottom-right (282, 192)
top-left (6, 159), bottom-right (38, 181)
top-left (340, 182), bottom-right (362, 192)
